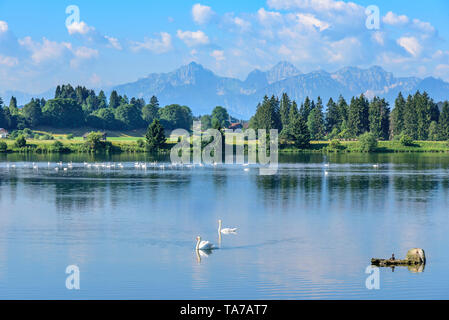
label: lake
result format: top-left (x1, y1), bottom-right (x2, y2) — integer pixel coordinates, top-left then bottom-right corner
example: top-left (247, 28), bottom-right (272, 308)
top-left (0, 152), bottom-right (448, 299)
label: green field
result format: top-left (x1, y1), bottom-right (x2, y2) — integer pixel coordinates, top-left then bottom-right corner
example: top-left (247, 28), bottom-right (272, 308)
top-left (3, 129), bottom-right (449, 154)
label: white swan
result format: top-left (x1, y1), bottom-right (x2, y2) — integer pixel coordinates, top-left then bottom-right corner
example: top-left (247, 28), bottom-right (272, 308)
top-left (195, 236), bottom-right (215, 251)
top-left (218, 219), bottom-right (237, 234)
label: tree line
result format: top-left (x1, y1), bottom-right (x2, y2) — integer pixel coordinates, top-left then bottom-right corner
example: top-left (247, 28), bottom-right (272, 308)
top-left (1, 83), bottom-right (448, 146)
top-left (0, 84), bottom-right (193, 132)
top-left (249, 91), bottom-right (449, 147)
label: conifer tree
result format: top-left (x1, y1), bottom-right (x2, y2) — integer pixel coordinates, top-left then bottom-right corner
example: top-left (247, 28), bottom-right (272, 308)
top-left (390, 92), bottom-right (406, 137)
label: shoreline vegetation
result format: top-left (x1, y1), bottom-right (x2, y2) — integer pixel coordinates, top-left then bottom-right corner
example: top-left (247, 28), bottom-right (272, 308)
top-left (1, 83), bottom-right (449, 155)
top-left (1, 129), bottom-right (449, 155)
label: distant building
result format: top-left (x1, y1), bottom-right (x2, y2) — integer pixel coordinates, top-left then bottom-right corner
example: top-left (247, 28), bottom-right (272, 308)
top-left (0, 128), bottom-right (8, 139)
top-left (83, 132), bottom-right (107, 141)
top-left (228, 123), bottom-right (243, 130)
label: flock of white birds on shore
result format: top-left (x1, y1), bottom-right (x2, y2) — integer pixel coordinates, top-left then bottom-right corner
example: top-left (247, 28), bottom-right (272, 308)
top-left (3, 161), bottom-right (258, 173)
top-left (3, 161), bottom-right (383, 175)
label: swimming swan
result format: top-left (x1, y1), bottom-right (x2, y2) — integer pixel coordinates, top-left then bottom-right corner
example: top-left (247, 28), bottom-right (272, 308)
top-left (195, 236), bottom-right (215, 251)
top-left (218, 219), bottom-right (237, 234)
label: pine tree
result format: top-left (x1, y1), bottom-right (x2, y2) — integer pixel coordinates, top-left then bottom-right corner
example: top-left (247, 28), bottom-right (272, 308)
top-left (337, 95), bottom-right (348, 127)
top-left (55, 85), bottom-right (61, 99)
top-left (413, 91), bottom-right (439, 140)
top-left (348, 97), bottom-right (360, 137)
top-left (279, 93), bottom-right (291, 131)
top-left (150, 96), bottom-right (159, 108)
top-left (428, 121), bottom-right (439, 141)
top-left (300, 97), bottom-right (312, 120)
top-left (390, 92), bottom-right (406, 137)
top-left (439, 101), bottom-right (449, 140)
top-left (251, 95), bottom-right (281, 131)
top-left (403, 94), bottom-right (418, 139)
top-left (109, 91), bottom-right (120, 109)
top-left (98, 90), bottom-right (108, 109)
top-left (9, 96), bottom-right (18, 115)
top-left (307, 97), bottom-right (325, 140)
top-left (270, 95), bottom-right (282, 130)
top-left (146, 119), bottom-right (166, 152)
top-left (348, 94), bottom-right (369, 137)
top-left (325, 97), bottom-right (339, 134)
top-left (369, 97), bottom-right (390, 140)
top-left (285, 115), bottom-right (310, 149)
top-left (288, 101), bottom-right (299, 124)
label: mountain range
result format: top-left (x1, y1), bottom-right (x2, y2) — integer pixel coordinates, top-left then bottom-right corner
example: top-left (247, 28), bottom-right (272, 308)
top-left (113, 62), bottom-right (449, 118)
top-left (3, 61), bottom-right (449, 119)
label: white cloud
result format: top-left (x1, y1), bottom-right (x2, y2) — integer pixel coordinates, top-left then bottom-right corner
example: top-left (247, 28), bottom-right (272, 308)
top-left (105, 36), bottom-right (122, 50)
top-left (267, 0), bottom-right (362, 15)
top-left (435, 64), bottom-right (449, 80)
top-left (278, 44), bottom-right (293, 56)
top-left (67, 21), bottom-right (94, 35)
top-left (18, 37), bottom-right (73, 64)
top-left (177, 30), bottom-right (209, 47)
top-left (192, 4), bottom-right (215, 25)
top-left (412, 19), bottom-right (435, 34)
top-left (211, 50), bottom-right (225, 61)
top-left (74, 47), bottom-right (99, 59)
top-left (0, 21), bottom-right (8, 33)
top-left (383, 12), bottom-right (409, 26)
top-left (327, 37), bottom-right (361, 62)
top-left (70, 47), bottom-right (99, 68)
top-left (432, 50), bottom-right (449, 60)
top-left (257, 8), bottom-right (282, 24)
top-left (67, 21), bottom-right (123, 51)
top-left (397, 36), bottom-right (422, 57)
top-left (18, 36), bottom-right (98, 68)
top-left (131, 32), bottom-right (173, 54)
top-left (233, 17), bottom-right (251, 30)
top-left (295, 13), bottom-right (329, 31)
top-left (371, 31), bottom-right (385, 46)
top-left (0, 54), bottom-right (18, 67)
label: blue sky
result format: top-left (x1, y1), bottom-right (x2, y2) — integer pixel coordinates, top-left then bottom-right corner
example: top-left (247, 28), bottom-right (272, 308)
top-left (0, 0), bottom-right (448, 93)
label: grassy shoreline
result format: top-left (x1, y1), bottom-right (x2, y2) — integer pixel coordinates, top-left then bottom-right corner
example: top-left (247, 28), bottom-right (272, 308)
top-left (2, 137), bottom-right (449, 154)
top-left (281, 140), bottom-right (449, 153)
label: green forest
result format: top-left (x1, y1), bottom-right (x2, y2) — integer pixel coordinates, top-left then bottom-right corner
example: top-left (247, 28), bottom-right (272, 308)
top-left (0, 83), bottom-right (449, 154)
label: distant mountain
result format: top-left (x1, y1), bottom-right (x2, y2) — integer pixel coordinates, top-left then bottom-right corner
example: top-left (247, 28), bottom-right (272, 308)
top-left (4, 62), bottom-right (448, 118)
top-left (113, 62), bottom-right (449, 118)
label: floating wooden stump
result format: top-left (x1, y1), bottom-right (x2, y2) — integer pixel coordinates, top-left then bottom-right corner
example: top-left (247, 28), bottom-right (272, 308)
top-left (371, 258), bottom-right (419, 267)
top-left (371, 248), bottom-right (426, 268)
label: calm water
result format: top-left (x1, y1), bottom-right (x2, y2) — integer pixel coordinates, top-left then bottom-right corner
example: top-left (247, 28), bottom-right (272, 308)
top-left (0, 153), bottom-right (449, 299)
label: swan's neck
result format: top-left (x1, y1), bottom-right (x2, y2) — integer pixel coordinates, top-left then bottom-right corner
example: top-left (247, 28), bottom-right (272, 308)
top-left (218, 221), bottom-right (222, 233)
top-left (195, 238), bottom-right (201, 251)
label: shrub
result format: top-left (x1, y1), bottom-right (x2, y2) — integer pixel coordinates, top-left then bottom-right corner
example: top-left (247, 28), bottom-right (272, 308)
top-left (22, 128), bottom-right (32, 137)
top-left (43, 134), bottom-right (53, 140)
top-left (136, 139), bottom-right (146, 148)
top-left (400, 134), bottom-right (414, 147)
top-left (14, 135), bottom-right (27, 148)
top-left (328, 139), bottom-right (344, 151)
top-left (84, 132), bottom-right (107, 152)
top-left (66, 134), bottom-right (74, 140)
top-left (358, 132), bottom-right (378, 152)
top-left (0, 141), bottom-right (7, 152)
top-left (51, 141), bottom-right (65, 152)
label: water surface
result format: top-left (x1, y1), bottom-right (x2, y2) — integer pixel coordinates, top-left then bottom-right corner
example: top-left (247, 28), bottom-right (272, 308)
top-left (0, 153), bottom-right (448, 299)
